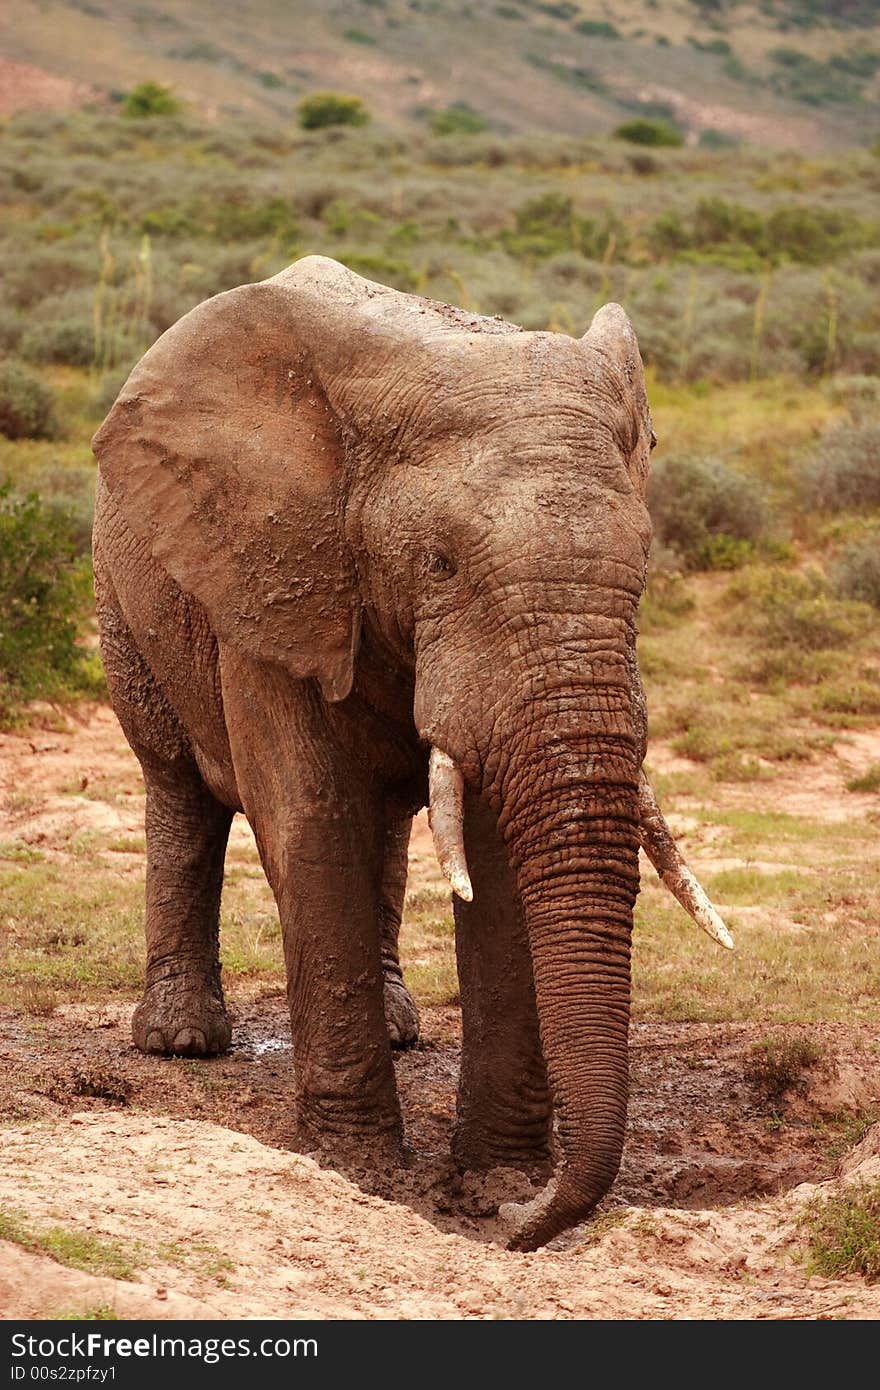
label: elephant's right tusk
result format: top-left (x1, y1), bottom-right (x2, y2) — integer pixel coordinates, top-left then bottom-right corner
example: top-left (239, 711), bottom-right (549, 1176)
top-left (638, 771), bottom-right (734, 950)
top-left (428, 748), bottom-right (473, 903)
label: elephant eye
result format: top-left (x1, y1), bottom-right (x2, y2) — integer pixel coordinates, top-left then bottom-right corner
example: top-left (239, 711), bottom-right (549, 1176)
top-left (426, 551), bottom-right (457, 579)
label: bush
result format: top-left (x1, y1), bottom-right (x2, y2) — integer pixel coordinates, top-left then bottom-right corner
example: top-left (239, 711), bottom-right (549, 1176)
top-left (574, 19), bottom-right (620, 37)
top-left (0, 484), bottom-right (101, 724)
top-left (427, 105), bottom-right (489, 136)
top-left (832, 540), bottom-right (880, 608)
top-left (803, 1182), bottom-right (880, 1282)
top-left (648, 455), bottom-right (768, 568)
top-left (800, 420), bottom-right (880, 511)
top-left (725, 568), bottom-right (872, 652)
top-left (0, 361), bottom-right (58, 440)
top-left (337, 252), bottom-right (419, 291)
top-left (744, 1035), bottom-right (825, 1105)
top-left (502, 192), bottom-right (625, 261)
top-left (121, 82), bottom-right (180, 119)
top-left (846, 763), bottom-right (880, 792)
top-left (297, 92), bottom-right (370, 131)
top-left (20, 317), bottom-right (95, 367)
top-left (613, 119), bottom-right (684, 148)
top-left (648, 197), bottom-right (872, 266)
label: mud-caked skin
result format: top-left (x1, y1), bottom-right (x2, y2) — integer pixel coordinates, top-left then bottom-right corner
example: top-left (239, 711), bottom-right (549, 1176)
top-left (92, 255), bottom-right (656, 1249)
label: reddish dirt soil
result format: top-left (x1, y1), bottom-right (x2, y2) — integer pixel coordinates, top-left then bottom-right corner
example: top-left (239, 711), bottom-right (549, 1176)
top-left (0, 706), bottom-right (878, 1320)
top-left (0, 57), bottom-right (102, 116)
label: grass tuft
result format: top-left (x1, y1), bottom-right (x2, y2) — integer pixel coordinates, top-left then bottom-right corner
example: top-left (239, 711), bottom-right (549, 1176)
top-left (743, 1035), bottom-right (825, 1105)
top-left (0, 1209), bottom-right (137, 1280)
top-left (803, 1182), bottom-right (880, 1282)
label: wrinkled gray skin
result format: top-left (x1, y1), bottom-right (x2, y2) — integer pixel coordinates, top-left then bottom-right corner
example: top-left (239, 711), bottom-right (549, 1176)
top-left (92, 256), bottom-right (657, 1251)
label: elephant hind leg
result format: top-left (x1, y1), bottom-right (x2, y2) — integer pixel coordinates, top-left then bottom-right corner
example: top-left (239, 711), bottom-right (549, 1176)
top-left (133, 763), bottom-right (233, 1058)
top-left (379, 816), bottom-right (420, 1049)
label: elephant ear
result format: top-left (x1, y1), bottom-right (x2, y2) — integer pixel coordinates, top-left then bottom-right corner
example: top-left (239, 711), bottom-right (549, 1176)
top-left (582, 302), bottom-right (655, 498)
top-left (92, 278), bottom-right (359, 702)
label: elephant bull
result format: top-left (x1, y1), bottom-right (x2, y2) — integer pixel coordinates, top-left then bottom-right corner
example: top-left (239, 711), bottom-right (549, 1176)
top-left (91, 255), bottom-right (730, 1251)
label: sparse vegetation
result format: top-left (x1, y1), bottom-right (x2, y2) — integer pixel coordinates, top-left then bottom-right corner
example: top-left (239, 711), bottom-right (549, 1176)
top-left (724, 569), bottom-right (872, 655)
top-left (0, 1210), bottom-right (136, 1280)
top-left (743, 1035), bottom-right (825, 1105)
top-left (803, 1182), bottom-right (880, 1282)
top-left (54, 1306), bottom-right (121, 1321)
top-left (846, 763), bottom-right (880, 793)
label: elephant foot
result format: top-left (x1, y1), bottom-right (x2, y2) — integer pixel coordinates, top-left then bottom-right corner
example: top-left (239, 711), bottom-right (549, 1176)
top-left (452, 1124), bottom-right (553, 1178)
top-left (383, 972), bottom-right (420, 1049)
top-left (133, 979), bottom-right (231, 1057)
top-left (292, 1110), bottom-right (405, 1170)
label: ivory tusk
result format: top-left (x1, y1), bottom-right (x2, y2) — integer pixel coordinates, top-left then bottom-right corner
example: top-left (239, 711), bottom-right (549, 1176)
top-left (428, 748), bottom-right (473, 903)
top-left (638, 771), bottom-right (734, 951)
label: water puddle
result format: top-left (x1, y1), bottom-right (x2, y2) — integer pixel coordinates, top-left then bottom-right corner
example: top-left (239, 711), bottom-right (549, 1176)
top-left (237, 1036), bottom-right (292, 1058)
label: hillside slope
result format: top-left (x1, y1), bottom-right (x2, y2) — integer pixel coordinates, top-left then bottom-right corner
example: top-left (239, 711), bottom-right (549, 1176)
top-left (1, 0), bottom-right (879, 148)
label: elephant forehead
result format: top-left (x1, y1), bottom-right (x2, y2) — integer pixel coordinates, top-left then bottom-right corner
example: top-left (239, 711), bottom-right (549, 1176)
top-left (361, 331), bottom-right (623, 443)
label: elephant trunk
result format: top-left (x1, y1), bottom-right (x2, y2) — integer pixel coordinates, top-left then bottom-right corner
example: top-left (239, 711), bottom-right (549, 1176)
top-left (495, 684), bottom-right (641, 1251)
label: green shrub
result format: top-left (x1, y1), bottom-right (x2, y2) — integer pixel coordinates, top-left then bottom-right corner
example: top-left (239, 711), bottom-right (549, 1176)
top-left (613, 119), bottom-right (684, 148)
top-left (93, 369), bottom-right (131, 418)
top-left (769, 46), bottom-right (879, 105)
top-left (427, 105), bottom-right (489, 136)
top-left (0, 361), bottom-right (58, 440)
top-left (297, 92), bottom-right (370, 130)
top-left (0, 484), bottom-right (102, 724)
top-left (648, 197), bottom-right (872, 266)
top-left (800, 420), bottom-right (880, 511)
top-left (744, 1034), bottom-right (824, 1106)
top-left (536, 1), bottom-right (579, 18)
top-left (811, 678), bottom-right (880, 716)
top-left (121, 82), bottom-right (180, 119)
top-left (766, 0), bottom-right (878, 27)
top-left (846, 763), bottom-right (880, 792)
top-left (337, 252), bottom-right (419, 291)
top-left (688, 36), bottom-right (732, 55)
top-left (831, 540), bottom-right (880, 608)
top-left (20, 317), bottom-right (96, 368)
top-left (803, 1182), bottom-right (880, 1282)
top-left (648, 455), bottom-right (768, 569)
top-left (502, 192), bottom-right (625, 261)
top-left (725, 568), bottom-right (872, 652)
top-left (574, 19), bottom-right (620, 37)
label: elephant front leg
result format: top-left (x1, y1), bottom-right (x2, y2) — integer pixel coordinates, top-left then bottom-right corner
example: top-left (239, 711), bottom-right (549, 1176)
top-left (452, 794), bottom-right (552, 1174)
top-left (379, 816), bottom-right (420, 1048)
top-left (222, 658), bottom-right (403, 1158)
top-left (262, 806), bottom-right (403, 1157)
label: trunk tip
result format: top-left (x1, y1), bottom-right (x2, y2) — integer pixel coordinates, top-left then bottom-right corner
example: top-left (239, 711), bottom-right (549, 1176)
top-left (500, 1181), bottom-right (595, 1253)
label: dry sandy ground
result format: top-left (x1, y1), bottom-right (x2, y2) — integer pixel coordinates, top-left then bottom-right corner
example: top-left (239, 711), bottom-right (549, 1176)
top-left (0, 704), bottom-right (879, 1321)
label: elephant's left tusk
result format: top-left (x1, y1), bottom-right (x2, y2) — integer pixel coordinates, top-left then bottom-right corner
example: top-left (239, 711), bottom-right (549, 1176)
top-left (428, 748), bottom-right (473, 903)
top-left (638, 771), bottom-right (734, 950)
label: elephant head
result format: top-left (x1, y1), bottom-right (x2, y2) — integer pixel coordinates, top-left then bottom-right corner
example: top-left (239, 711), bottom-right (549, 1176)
top-left (93, 256), bottom-right (730, 1249)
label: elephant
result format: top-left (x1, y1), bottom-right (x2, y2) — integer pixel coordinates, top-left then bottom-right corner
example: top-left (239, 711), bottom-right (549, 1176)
top-left (91, 255), bottom-right (732, 1252)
